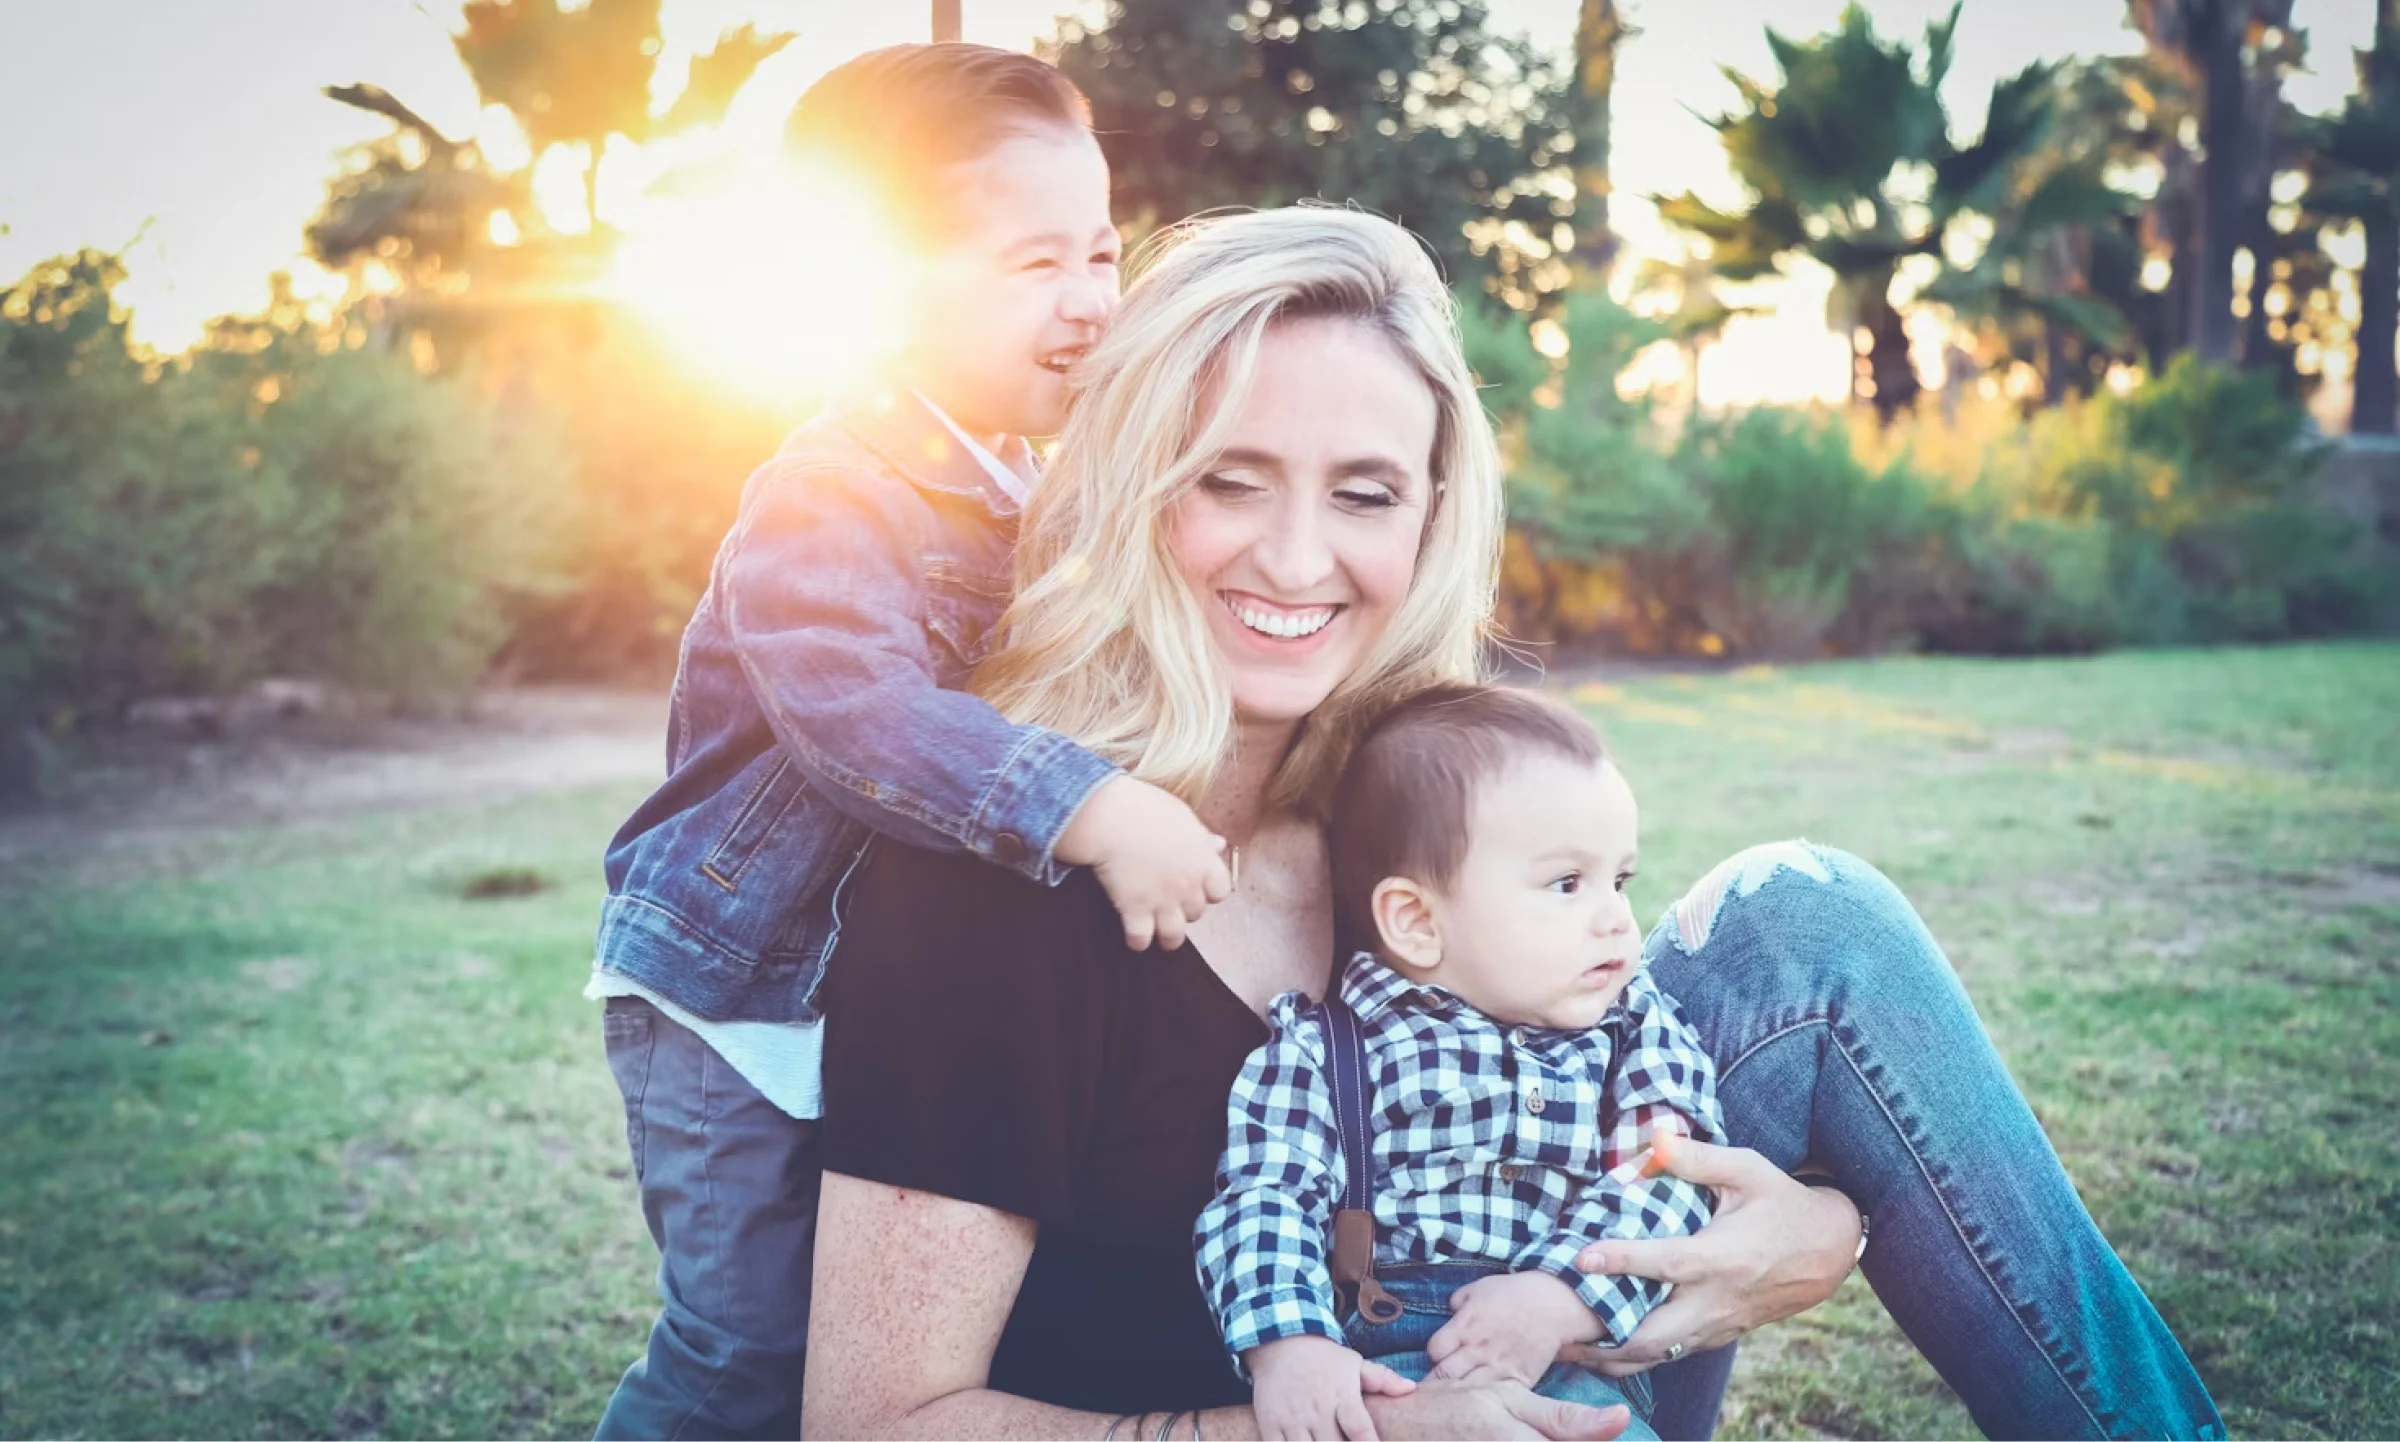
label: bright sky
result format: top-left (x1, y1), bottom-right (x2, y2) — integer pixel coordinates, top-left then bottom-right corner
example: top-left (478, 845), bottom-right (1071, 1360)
top-left (0, 0), bottom-right (2375, 404)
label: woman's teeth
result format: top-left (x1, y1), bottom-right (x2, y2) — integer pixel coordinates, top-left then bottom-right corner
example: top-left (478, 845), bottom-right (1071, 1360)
top-left (1225, 597), bottom-right (1336, 639)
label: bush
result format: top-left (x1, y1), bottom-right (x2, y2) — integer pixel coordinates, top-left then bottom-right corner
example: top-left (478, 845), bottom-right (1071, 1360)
top-left (1883, 364), bottom-right (2391, 650)
top-left (0, 251), bottom-right (572, 727)
top-left (1474, 291), bottom-right (2390, 659)
top-left (1486, 292), bottom-right (1964, 658)
top-left (1871, 394), bottom-right (2186, 652)
top-left (1490, 291), bottom-right (1707, 646)
top-left (2113, 357), bottom-right (2388, 639)
top-left (1669, 407), bottom-right (1966, 656)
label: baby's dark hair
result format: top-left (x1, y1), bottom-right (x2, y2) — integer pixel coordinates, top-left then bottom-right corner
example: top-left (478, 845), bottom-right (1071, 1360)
top-left (783, 43), bottom-right (1092, 243)
top-left (1328, 684), bottom-right (1608, 952)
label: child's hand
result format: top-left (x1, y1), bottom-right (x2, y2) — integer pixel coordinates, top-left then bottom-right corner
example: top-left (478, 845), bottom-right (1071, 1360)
top-left (1055, 774), bottom-right (1234, 950)
top-left (1246, 1335), bottom-right (1417, 1441)
top-left (1424, 1270), bottom-right (1601, 1387)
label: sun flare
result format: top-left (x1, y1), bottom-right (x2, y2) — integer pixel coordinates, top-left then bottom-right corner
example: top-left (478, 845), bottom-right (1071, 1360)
top-left (605, 155), bottom-right (908, 407)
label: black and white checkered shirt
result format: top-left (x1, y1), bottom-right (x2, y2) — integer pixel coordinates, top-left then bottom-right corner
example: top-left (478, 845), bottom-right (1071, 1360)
top-left (1196, 952), bottom-right (1725, 1362)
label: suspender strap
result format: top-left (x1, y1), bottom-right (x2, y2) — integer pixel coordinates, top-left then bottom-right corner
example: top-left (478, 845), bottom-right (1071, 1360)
top-left (1316, 993), bottom-right (1402, 1325)
top-left (1320, 995), bottom-right (1375, 1212)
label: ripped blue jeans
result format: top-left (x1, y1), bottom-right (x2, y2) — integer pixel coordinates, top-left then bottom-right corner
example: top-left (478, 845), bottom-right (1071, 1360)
top-left (1636, 843), bottom-right (2224, 1442)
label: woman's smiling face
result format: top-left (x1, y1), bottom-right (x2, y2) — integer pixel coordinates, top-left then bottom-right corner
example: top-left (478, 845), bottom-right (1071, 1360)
top-left (1168, 315), bottom-right (1438, 728)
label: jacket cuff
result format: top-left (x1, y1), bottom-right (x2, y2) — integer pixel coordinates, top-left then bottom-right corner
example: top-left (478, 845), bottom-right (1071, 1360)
top-left (967, 727), bottom-right (1120, 884)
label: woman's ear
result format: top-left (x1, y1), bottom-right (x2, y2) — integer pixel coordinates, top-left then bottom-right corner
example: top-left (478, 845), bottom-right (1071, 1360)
top-left (1371, 876), bottom-right (1442, 972)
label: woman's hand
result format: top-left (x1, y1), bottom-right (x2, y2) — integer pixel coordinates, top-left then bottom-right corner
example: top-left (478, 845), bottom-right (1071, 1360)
top-left (1363, 1378), bottom-right (1630, 1440)
top-left (1564, 1138), bottom-right (1861, 1377)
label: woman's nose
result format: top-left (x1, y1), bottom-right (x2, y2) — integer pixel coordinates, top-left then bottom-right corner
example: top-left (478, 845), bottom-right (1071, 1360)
top-left (1250, 488), bottom-right (1336, 593)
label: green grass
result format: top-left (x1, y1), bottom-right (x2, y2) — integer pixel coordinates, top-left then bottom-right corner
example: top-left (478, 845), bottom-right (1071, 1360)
top-left (3, 643), bottom-right (2396, 1439)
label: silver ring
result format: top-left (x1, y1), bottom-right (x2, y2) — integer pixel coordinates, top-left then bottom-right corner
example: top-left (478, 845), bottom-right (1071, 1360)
top-left (1665, 1342), bottom-right (1686, 1361)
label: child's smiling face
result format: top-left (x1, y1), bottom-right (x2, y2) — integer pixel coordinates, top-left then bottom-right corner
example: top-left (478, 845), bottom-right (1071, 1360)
top-left (1376, 753), bottom-right (1645, 1032)
top-left (905, 127), bottom-right (1120, 440)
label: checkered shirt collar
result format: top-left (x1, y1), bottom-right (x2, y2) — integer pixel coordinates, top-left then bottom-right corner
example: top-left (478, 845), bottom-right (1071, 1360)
top-left (1337, 950), bottom-right (1469, 1023)
top-left (1335, 948), bottom-right (1634, 1036)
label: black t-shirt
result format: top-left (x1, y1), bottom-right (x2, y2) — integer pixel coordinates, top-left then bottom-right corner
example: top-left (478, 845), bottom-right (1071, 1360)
top-left (819, 841), bottom-right (1269, 1415)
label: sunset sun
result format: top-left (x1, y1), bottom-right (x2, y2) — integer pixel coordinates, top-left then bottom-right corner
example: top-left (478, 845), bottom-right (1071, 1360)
top-left (604, 154), bottom-right (908, 406)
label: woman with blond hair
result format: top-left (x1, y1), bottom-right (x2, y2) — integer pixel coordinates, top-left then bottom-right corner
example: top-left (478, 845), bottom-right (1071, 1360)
top-left (801, 208), bottom-right (2221, 1440)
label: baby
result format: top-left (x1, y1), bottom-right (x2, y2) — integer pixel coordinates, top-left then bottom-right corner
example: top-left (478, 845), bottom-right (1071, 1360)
top-left (1196, 683), bottom-right (1726, 1441)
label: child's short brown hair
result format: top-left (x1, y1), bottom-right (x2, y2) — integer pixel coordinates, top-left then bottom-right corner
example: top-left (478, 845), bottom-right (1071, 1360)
top-left (783, 43), bottom-right (1091, 243)
top-left (1329, 684), bottom-right (1608, 952)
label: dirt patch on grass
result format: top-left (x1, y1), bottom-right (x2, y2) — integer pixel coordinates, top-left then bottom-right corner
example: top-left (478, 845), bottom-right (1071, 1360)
top-left (2294, 865), bottom-right (2400, 910)
top-left (0, 687), bottom-right (667, 889)
top-left (238, 957), bottom-right (317, 993)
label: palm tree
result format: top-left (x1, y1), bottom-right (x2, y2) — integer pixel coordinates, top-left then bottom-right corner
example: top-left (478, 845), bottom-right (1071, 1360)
top-left (1632, 248), bottom-right (1754, 407)
top-left (1659, 3), bottom-right (2137, 422)
top-left (1921, 61), bottom-right (2152, 401)
top-left (2127, 0), bottom-right (2300, 365)
top-left (2307, 4), bottom-right (2400, 431)
top-left (1567, 0), bottom-right (1633, 278)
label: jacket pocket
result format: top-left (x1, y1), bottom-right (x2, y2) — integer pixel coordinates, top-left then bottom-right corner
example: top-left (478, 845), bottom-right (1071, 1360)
top-left (923, 558), bottom-right (1010, 679)
top-left (699, 756), bottom-right (804, 893)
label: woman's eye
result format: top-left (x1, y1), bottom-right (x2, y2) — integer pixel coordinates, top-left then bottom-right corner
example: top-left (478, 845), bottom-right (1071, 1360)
top-left (1548, 872), bottom-right (1581, 895)
top-left (1092, 253), bottom-right (1121, 269)
top-left (1200, 473), bottom-right (1263, 499)
top-left (1335, 486), bottom-right (1399, 511)
top-left (1022, 257), bottom-right (1061, 274)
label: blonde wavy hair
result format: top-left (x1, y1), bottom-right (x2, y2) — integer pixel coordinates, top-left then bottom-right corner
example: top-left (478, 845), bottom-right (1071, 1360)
top-left (974, 206), bottom-right (1505, 813)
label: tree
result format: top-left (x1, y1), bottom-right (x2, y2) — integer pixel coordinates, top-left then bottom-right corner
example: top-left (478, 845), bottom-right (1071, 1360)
top-left (1566, 0), bottom-right (1633, 277)
top-left (311, 9), bottom-right (793, 357)
top-left (346, 0), bottom-right (793, 238)
top-left (451, 0), bottom-right (661, 232)
top-left (1048, 0), bottom-right (1575, 308)
top-left (1660, 4), bottom-right (2137, 422)
top-left (2128, 0), bottom-right (2300, 365)
top-left (310, 86), bottom-right (528, 291)
top-left (1631, 247), bottom-right (1754, 405)
top-left (2307, 4), bottom-right (2400, 431)
top-left (1921, 60), bottom-right (2151, 402)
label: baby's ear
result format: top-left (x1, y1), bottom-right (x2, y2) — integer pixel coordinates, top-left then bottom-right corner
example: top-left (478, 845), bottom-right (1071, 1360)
top-left (1371, 876), bottom-right (1442, 972)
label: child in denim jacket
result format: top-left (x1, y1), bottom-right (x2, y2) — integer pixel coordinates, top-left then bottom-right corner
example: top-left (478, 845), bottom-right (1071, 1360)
top-left (589, 44), bottom-right (1231, 1439)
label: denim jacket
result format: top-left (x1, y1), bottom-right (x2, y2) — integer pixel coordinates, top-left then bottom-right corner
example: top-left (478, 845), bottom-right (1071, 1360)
top-left (594, 389), bottom-right (1119, 1023)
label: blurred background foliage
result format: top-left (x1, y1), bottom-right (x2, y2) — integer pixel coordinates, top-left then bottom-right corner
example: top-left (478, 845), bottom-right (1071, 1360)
top-left (3, 0), bottom-right (2397, 750)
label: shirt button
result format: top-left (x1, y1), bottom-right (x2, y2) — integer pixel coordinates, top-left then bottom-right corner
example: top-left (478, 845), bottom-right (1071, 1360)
top-left (991, 832), bottom-right (1027, 866)
top-left (1498, 1164), bottom-right (1523, 1183)
top-left (1526, 1088), bottom-right (1547, 1116)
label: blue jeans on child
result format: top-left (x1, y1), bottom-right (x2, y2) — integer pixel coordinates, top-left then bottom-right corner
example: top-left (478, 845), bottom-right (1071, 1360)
top-left (594, 998), bottom-right (820, 1441)
top-left (1346, 1263), bottom-right (1659, 1441)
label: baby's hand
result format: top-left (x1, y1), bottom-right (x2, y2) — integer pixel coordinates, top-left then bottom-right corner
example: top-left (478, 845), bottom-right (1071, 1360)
top-left (1055, 774), bottom-right (1234, 951)
top-left (1425, 1270), bottom-right (1601, 1387)
top-left (1246, 1335), bottom-right (1417, 1441)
